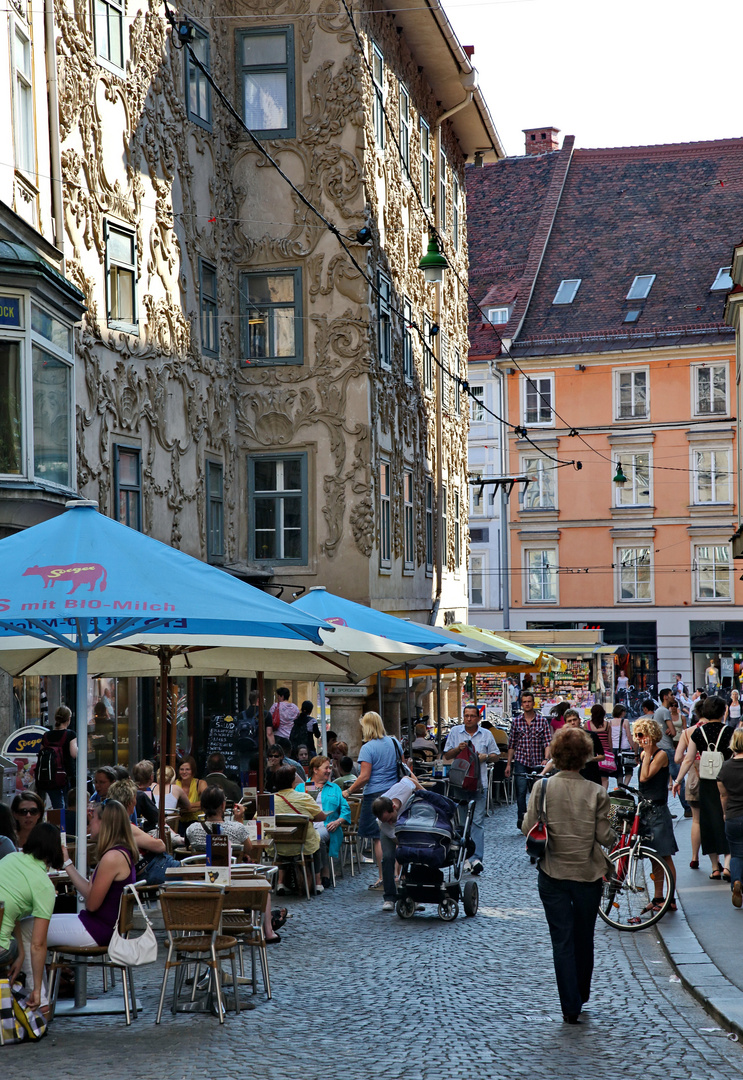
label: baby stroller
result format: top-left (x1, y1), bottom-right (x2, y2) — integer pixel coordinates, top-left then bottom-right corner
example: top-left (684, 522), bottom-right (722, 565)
top-left (393, 789), bottom-right (479, 920)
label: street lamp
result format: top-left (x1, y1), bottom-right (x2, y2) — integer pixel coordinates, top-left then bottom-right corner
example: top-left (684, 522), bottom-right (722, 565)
top-left (613, 462), bottom-right (628, 485)
top-left (418, 234), bottom-right (448, 284)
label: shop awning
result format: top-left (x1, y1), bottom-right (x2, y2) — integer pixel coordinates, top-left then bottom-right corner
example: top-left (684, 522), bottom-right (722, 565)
top-left (447, 623), bottom-right (566, 673)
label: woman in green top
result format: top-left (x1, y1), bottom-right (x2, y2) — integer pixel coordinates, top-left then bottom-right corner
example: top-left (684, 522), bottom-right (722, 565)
top-left (0, 823), bottom-right (63, 1012)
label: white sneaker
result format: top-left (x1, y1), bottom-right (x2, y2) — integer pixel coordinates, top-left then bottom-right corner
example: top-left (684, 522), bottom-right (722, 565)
top-left (470, 859), bottom-right (484, 876)
top-left (463, 860), bottom-right (472, 874)
top-left (382, 900), bottom-right (395, 912)
top-left (315, 884), bottom-right (324, 894)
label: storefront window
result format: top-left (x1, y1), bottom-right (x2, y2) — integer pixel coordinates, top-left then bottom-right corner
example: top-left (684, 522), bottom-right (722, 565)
top-left (86, 677), bottom-right (137, 770)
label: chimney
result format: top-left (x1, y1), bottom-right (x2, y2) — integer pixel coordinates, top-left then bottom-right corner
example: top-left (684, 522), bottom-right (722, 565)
top-left (522, 126), bottom-right (561, 156)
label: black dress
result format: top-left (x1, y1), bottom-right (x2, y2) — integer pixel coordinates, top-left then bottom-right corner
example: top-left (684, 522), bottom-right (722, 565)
top-left (691, 722), bottom-right (733, 856)
top-left (580, 731), bottom-right (604, 786)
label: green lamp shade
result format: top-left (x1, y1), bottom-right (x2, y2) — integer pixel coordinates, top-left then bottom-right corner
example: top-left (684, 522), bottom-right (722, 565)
top-left (613, 463), bottom-right (628, 485)
top-left (418, 236), bottom-right (448, 283)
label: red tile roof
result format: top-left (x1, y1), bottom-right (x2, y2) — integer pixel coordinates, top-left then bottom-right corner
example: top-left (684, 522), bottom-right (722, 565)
top-left (466, 137), bottom-right (743, 359)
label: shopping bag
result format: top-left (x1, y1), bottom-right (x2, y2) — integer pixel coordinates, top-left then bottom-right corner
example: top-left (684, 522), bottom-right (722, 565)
top-left (0, 979), bottom-right (47, 1044)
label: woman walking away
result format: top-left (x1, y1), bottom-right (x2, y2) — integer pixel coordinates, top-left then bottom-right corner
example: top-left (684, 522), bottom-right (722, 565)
top-left (523, 726), bottom-right (616, 1024)
top-left (586, 704), bottom-right (616, 790)
top-left (610, 704), bottom-right (635, 786)
top-left (633, 718), bottom-right (677, 913)
top-left (675, 723), bottom-right (702, 869)
top-left (674, 695), bottom-right (733, 879)
top-left (717, 728), bottom-right (743, 908)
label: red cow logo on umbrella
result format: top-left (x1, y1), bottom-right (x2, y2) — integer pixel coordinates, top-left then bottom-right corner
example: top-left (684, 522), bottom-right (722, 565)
top-left (23, 564), bottom-right (108, 594)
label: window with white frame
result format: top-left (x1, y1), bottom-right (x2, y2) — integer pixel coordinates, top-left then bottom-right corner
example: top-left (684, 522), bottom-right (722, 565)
top-left (105, 222), bottom-right (137, 332)
top-left (693, 448), bottom-right (731, 504)
top-left (423, 315), bottom-right (434, 391)
top-left (522, 456), bottom-right (556, 510)
top-left (425, 478), bottom-right (434, 573)
top-left (470, 385), bottom-right (484, 422)
top-left (403, 297), bottom-right (414, 381)
top-left (94, 0), bottom-right (124, 69)
top-left (452, 176), bottom-right (460, 251)
top-left (441, 485), bottom-right (447, 568)
top-left (454, 350), bottom-right (461, 415)
top-left (617, 547), bottom-right (651, 602)
top-left (470, 471), bottom-right (483, 516)
top-left (399, 84), bottom-right (411, 173)
top-left (711, 267), bottom-right (733, 291)
top-left (525, 548), bottom-right (557, 603)
top-left (249, 454), bottom-right (307, 563)
top-left (420, 119), bottom-right (432, 207)
top-left (694, 363), bottom-right (727, 416)
top-left (469, 553), bottom-right (485, 607)
top-left (378, 273), bottom-right (392, 369)
top-left (380, 462), bottom-right (391, 567)
top-left (439, 147), bottom-right (447, 231)
top-left (695, 544), bottom-right (731, 601)
top-left (523, 375), bottom-right (553, 425)
top-left (239, 27), bottom-right (295, 138)
top-left (371, 43), bottom-right (384, 149)
top-left (552, 279), bottom-right (580, 305)
top-left (403, 471), bottom-right (414, 570)
top-left (613, 451), bottom-right (650, 506)
top-left (13, 25), bottom-right (34, 175)
top-left (186, 25), bottom-right (212, 129)
top-left (626, 274), bottom-right (656, 300)
top-left (486, 306), bottom-right (510, 325)
top-left (454, 491), bottom-right (461, 568)
top-left (615, 368), bottom-right (648, 420)
top-left (0, 295), bottom-right (75, 489)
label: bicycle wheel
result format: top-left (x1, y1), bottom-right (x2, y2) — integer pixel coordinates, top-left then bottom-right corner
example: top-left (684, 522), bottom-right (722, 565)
top-left (599, 845), bottom-right (672, 931)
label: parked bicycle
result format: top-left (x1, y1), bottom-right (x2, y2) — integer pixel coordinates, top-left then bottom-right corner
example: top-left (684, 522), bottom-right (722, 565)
top-left (598, 783), bottom-right (673, 931)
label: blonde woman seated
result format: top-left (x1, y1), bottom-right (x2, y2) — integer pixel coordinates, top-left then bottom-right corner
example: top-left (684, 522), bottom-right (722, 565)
top-left (272, 766), bottom-right (329, 895)
top-left (150, 765), bottom-right (191, 815)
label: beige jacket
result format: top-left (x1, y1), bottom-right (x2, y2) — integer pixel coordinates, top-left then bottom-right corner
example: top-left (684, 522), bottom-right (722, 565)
top-left (521, 771), bottom-right (616, 881)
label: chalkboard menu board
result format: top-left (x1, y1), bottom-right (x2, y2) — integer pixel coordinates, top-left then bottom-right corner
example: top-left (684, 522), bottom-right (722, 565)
top-left (206, 714), bottom-right (239, 773)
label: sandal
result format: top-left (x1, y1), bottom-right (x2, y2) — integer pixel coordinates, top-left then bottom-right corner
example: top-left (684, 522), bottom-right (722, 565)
top-left (710, 870), bottom-right (722, 880)
top-left (265, 933), bottom-right (281, 944)
top-left (668, 901), bottom-right (677, 912)
top-left (640, 899), bottom-right (665, 915)
top-left (368, 879), bottom-right (384, 890)
top-left (689, 860), bottom-right (699, 869)
top-left (723, 870), bottom-right (731, 882)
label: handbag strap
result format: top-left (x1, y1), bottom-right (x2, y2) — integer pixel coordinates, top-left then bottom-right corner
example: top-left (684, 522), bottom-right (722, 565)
top-left (536, 775), bottom-right (549, 824)
top-left (123, 883), bottom-right (154, 929)
top-left (712, 724), bottom-right (726, 753)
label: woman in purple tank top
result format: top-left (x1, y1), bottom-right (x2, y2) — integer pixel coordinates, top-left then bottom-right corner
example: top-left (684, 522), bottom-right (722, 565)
top-left (37, 801), bottom-right (137, 1008)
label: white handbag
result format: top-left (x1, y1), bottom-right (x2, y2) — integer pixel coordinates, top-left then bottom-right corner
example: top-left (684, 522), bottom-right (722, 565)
top-left (107, 885), bottom-right (159, 967)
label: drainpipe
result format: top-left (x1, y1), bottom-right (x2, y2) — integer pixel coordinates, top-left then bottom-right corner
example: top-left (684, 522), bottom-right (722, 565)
top-left (44, 0), bottom-right (65, 260)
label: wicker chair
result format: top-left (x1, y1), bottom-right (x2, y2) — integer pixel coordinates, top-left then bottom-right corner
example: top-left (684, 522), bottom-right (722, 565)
top-left (156, 885), bottom-right (239, 1024)
top-left (47, 889), bottom-right (140, 1024)
top-left (266, 815), bottom-right (313, 899)
top-left (341, 798), bottom-right (363, 876)
top-left (220, 881), bottom-right (272, 999)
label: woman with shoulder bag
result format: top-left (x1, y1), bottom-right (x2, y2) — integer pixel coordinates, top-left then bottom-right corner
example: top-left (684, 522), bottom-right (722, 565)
top-left (610, 704), bottom-right (634, 786)
top-left (586, 704), bottom-right (616, 790)
top-left (676, 723), bottom-right (702, 868)
top-left (674, 696), bottom-right (732, 879)
top-left (522, 726), bottom-right (616, 1024)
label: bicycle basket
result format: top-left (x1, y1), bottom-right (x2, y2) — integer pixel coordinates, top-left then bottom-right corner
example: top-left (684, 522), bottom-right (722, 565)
top-left (608, 795), bottom-right (635, 832)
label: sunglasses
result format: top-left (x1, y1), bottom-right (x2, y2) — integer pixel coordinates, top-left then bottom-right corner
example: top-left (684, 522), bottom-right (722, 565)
top-left (17, 807), bottom-right (41, 816)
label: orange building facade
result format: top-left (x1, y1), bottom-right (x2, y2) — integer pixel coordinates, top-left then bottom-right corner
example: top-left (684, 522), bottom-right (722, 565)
top-left (467, 133), bottom-right (743, 692)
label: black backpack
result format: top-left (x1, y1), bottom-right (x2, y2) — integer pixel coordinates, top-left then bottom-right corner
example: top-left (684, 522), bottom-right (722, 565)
top-left (236, 710), bottom-right (259, 754)
top-left (36, 731), bottom-right (68, 790)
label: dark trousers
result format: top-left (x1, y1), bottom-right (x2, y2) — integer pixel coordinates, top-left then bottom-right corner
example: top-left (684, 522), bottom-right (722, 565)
top-left (726, 815), bottom-right (743, 889)
top-left (513, 761), bottom-right (532, 817)
top-left (537, 869), bottom-right (603, 1018)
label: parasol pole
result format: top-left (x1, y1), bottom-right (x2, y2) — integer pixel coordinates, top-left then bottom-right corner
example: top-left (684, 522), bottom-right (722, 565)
top-left (74, 643), bottom-right (89, 1007)
top-left (435, 665), bottom-right (442, 754)
top-left (319, 681), bottom-right (328, 756)
top-left (157, 646), bottom-right (172, 840)
top-left (404, 663), bottom-right (413, 752)
top-left (257, 670), bottom-right (266, 794)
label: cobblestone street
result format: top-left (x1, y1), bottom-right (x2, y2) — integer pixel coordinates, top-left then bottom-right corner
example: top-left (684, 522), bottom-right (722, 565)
top-left (14, 804), bottom-right (743, 1080)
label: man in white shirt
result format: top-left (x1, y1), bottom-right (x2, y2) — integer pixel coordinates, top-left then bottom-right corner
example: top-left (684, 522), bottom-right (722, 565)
top-left (372, 775), bottom-right (421, 912)
top-left (443, 705), bottom-right (499, 875)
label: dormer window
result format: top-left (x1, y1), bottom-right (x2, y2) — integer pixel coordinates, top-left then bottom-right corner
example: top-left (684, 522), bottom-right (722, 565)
top-left (486, 305), bottom-right (510, 325)
top-left (626, 274), bottom-right (655, 300)
top-left (711, 267), bottom-right (733, 291)
top-left (552, 279), bottom-right (580, 305)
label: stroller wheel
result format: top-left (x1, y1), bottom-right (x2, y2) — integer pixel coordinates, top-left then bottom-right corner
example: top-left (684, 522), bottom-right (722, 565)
top-left (396, 897), bottom-right (417, 919)
top-left (463, 879), bottom-right (479, 917)
top-left (438, 897), bottom-right (458, 921)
